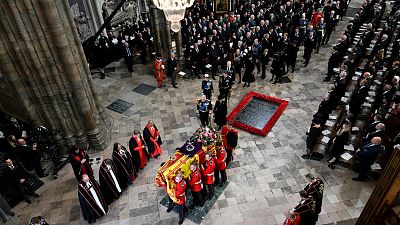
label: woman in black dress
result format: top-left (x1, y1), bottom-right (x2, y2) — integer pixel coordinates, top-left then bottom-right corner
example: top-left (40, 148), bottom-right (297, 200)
top-left (328, 122), bottom-right (351, 169)
top-left (213, 95), bottom-right (228, 130)
top-left (242, 54), bottom-right (255, 87)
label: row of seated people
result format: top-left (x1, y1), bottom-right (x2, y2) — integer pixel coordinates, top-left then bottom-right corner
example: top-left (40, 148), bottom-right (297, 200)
top-left (303, 0), bottom-right (400, 182)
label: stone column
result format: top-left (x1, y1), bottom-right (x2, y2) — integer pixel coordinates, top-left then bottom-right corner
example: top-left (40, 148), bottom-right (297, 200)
top-left (174, 30), bottom-right (183, 64)
top-left (0, 0), bottom-right (109, 152)
top-left (149, 3), bottom-right (172, 59)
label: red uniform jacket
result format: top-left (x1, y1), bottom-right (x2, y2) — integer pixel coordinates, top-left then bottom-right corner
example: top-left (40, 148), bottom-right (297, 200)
top-left (188, 167), bottom-right (203, 192)
top-left (215, 148), bottom-right (227, 170)
top-left (201, 158), bottom-right (215, 185)
top-left (174, 180), bottom-right (186, 205)
top-left (311, 12), bottom-right (324, 27)
top-left (282, 213), bottom-right (300, 225)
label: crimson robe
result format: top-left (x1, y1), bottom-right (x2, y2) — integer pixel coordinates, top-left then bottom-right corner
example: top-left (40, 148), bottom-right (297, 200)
top-left (143, 125), bottom-right (163, 157)
top-left (69, 148), bottom-right (93, 181)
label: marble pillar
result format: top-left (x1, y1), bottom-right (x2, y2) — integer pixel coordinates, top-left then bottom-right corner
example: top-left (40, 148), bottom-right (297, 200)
top-left (0, 0), bottom-right (109, 152)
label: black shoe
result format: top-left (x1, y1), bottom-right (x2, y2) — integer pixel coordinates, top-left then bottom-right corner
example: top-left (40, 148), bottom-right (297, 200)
top-left (197, 76), bottom-right (201, 79)
top-left (219, 182), bottom-right (224, 187)
top-left (188, 204), bottom-right (195, 209)
top-left (352, 177), bottom-right (366, 182)
top-left (173, 85), bottom-right (178, 88)
top-left (166, 207), bottom-right (173, 213)
top-left (7, 211), bottom-right (15, 217)
top-left (31, 193), bottom-right (39, 197)
top-left (247, 83), bottom-right (250, 87)
top-left (301, 154), bottom-right (310, 159)
top-left (291, 69), bottom-right (295, 73)
top-left (243, 83), bottom-right (247, 87)
top-left (212, 76), bottom-right (216, 80)
top-left (304, 63), bottom-right (308, 67)
top-left (178, 218), bottom-right (185, 225)
top-left (270, 78), bottom-right (274, 82)
top-left (39, 173), bottom-right (49, 178)
top-left (25, 198), bottom-right (32, 204)
top-left (272, 80), bottom-right (277, 84)
top-left (238, 81), bottom-right (241, 84)
top-left (208, 194), bottom-right (214, 200)
top-left (328, 163), bottom-right (335, 170)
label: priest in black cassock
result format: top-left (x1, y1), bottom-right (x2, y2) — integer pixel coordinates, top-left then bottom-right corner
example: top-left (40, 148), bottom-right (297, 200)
top-left (112, 142), bottom-right (135, 189)
top-left (78, 174), bottom-right (108, 224)
top-left (99, 159), bottom-right (122, 205)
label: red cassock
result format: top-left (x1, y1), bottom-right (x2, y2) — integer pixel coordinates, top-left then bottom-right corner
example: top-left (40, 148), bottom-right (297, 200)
top-left (174, 180), bottom-right (187, 205)
top-left (153, 60), bottom-right (164, 82)
top-left (215, 148), bottom-right (227, 170)
top-left (282, 213), bottom-right (300, 225)
top-left (201, 158), bottom-right (215, 185)
top-left (311, 12), bottom-right (324, 27)
top-left (134, 136), bottom-right (147, 169)
top-left (188, 167), bottom-right (203, 192)
top-left (143, 125), bottom-right (163, 158)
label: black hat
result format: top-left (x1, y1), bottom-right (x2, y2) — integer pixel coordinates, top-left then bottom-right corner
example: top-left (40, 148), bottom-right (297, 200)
top-left (156, 52), bottom-right (162, 59)
top-left (218, 95), bottom-right (225, 100)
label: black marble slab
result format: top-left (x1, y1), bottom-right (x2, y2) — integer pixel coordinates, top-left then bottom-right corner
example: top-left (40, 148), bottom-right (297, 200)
top-left (234, 98), bottom-right (279, 130)
top-left (106, 99), bottom-right (134, 114)
top-left (132, 83), bottom-right (157, 96)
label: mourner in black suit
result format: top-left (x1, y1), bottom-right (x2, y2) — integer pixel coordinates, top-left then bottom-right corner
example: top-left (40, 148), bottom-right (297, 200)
top-left (5, 117), bottom-right (28, 139)
top-left (167, 52), bottom-right (178, 88)
top-left (122, 42), bottom-right (134, 72)
top-left (3, 158), bottom-right (39, 204)
top-left (324, 48), bottom-right (342, 81)
top-left (17, 139), bottom-right (46, 178)
top-left (353, 137), bottom-right (382, 181)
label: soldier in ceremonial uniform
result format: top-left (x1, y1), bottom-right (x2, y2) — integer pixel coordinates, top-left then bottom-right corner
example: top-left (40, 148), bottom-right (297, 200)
top-left (188, 162), bottom-right (204, 208)
top-left (304, 174), bottom-right (324, 222)
top-left (214, 142), bottom-right (227, 187)
top-left (283, 209), bottom-right (301, 225)
top-left (293, 190), bottom-right (316, 225)
top-left (315, 18), bottom-right (326, 53)
top-left (78, 174), bottom-right (108, 224)
top-left (201, 74), bottom-right (213, 101)
top-left (197, 95), bottom-right (212, 127)
top-left (166, 173), bottom-right (186, 225)
top-left (218, 72), bottom-right (232, 101)
top-left (201, 153), bottom-right (215, 200)
top-left (220, 123), bottom-right (238, 166)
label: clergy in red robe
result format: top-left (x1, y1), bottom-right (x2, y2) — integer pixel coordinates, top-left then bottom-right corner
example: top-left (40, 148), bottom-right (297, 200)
top-left (99, 159), bottom-right (122, 205)
top-left (129, 130), bottom-right (148, 172)
top-left (143, 120), bottom-right (163, 158)
top-left (78, 174), bottom-right (108, 224)
top-left (112, 143), bottom-right (135, 189)
top-left (69, 145), bottom-right (93, 181)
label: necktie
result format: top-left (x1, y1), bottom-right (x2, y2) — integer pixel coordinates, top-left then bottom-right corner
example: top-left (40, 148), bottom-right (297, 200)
top-left (10, 165), bottom-right (14, 170)
top-left (127, 48), bottom-right (131, 56)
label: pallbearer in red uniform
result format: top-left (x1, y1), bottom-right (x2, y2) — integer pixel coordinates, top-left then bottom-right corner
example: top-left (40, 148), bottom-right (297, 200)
top-left (129, 130), bottom-right (148, 173)
top-left (293, 190), bottom-right (316, 225)
top-left (214, 142), bottom-right (227, 187)
top-left (304, 174), bottom-right (324, 222)
top-left (143, 120), bottom-right (163, 158)
top-left (188, 161), bottom-right (204, 208)
top-left (166, 172), bottom-right (186, 225)
top-left (78, 174), bottom-right (108, 224)
top-left (201, 153), bottom-right (215, 200)
top-left (154, 53), bottom-right (166, 88)
top-left (99, 159), bottom-right (122, 205)
top-left (69, 145), bottom-right (93, 181)
top-left (283, 209), bottom-right (301, 225)
top-left (112, 142), bottom-right (135, 189)
top-left (220, 123), bottom-right (238, 166)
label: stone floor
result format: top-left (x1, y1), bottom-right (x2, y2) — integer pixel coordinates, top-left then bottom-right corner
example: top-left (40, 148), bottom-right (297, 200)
top-left (7, 1), bottom-right (378, 225)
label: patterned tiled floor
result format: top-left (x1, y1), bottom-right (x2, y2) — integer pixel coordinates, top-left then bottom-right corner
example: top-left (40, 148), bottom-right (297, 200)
top-left (8, 1), bottom-right (378, 225)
